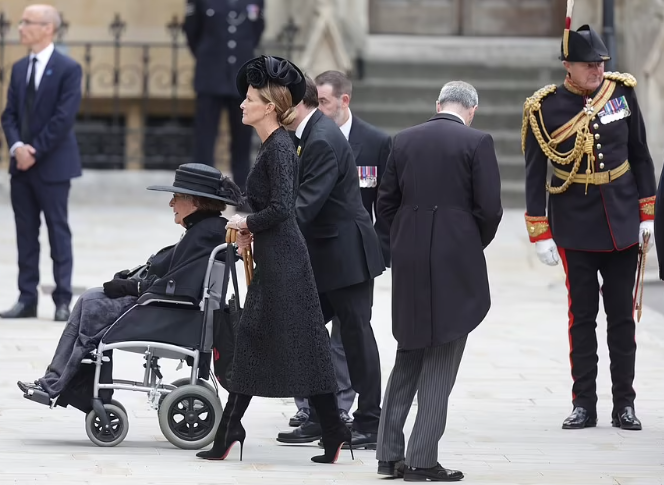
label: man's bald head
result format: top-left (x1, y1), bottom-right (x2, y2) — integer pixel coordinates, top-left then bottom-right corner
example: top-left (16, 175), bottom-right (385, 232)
top-left (19, 4), bottom-right (61, 51)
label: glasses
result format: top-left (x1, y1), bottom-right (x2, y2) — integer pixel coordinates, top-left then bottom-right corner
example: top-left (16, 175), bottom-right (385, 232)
top-left (18, 19), bottom-right (50, 27)
top-left (171, 193), bottom-right (189, 201)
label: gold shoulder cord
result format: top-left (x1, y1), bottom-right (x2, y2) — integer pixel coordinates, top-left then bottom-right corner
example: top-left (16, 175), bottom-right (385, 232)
top-left (521, 75), bottom-right (626, 195)
top-left (521, 85), bottom-right (588, 194)
top-left (604, 71), bottom-right (637, 87)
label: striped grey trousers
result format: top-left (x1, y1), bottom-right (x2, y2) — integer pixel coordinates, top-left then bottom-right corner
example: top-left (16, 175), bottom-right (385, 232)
top-left (376, 335), bottom-right (467, 468)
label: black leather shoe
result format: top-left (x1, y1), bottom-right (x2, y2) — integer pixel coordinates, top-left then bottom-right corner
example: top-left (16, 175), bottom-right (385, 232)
top-left (276, 420), bottom-right (322, 443)
top-left (54, 304), bottom-right (70, 322)
top-left (17, 380), bottom-right (39, 393)
top-left (562, 407), bottom-right (597, 429)
top-left (289, 408), bottom-right (310, 427)
top-left (612, 406), bottom-right (642, 430)
top-left (0, 302), bottom-right (37, 319)
top-left (319, 429), bottom-right (378, 450)
top-left (403, 463), bottom-right (464, 482)
top-left (378, 459), bottom-right (405, 478)
top-left (339, 409), bottom-right (353, 427)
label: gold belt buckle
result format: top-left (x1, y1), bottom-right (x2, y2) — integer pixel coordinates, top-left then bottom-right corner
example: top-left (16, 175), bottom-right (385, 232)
top-left (593, 171), bottom-right (610, 184)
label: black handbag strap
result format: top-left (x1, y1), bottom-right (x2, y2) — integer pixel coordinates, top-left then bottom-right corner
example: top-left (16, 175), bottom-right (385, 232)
top-left (220, 245), bottom-right (241, 308)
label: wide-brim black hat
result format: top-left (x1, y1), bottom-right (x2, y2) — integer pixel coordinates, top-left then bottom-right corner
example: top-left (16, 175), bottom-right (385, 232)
top-left (561, 25), bottom-right (610, 63)
top-left (147, 163), bottom-right (242, 206)
top-left (236, 55), bottom-right (306, 106)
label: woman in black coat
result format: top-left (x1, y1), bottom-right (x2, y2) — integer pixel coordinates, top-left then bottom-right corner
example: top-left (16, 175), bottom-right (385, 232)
top-left (195, 56), bottom-right (351, 464)
top-left (17, 164), bottom-right (241, 402)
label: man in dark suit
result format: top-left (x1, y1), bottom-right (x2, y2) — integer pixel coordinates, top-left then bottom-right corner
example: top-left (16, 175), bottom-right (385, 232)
top-left (290, 70), bottom-right (391, 428)
top-left (276, 77), bottom-right (385, 449)
top-left (1, 5), bottom-right (82, 321)
top-left (183, 0), bottom-right (264, 203)
top-left (375, 81), bottom-right (502, 480)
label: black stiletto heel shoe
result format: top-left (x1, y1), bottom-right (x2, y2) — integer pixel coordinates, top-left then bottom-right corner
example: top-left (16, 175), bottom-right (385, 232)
top-left (196, 425), bottom-right (246, 460)
top-left (311, 425), bottom-right (353, 464)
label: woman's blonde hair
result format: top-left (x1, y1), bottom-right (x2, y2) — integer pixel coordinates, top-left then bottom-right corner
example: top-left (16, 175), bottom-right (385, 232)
top-left (257, 82), bottom-right (297, 126)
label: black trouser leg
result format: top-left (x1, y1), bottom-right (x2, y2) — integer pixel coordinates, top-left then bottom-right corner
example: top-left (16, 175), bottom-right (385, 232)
top-left (10, 173), bottom-right (41, 306)
top-left (599, 246), bottom-right (639, 412)
top-left (320, 279), bottom-right (381, 433)
top-left (37, 180), bottom-right (73, 307)
top-left (223, 95), bottom-right (253, 192)
top-left (559, 249), bottom-right (601, 413)
top-left (193, 94), bottom-right (224, 166)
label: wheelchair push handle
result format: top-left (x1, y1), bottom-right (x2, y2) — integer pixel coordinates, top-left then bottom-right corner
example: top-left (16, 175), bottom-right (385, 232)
top-left (226, 228), bottom-right (253, 286)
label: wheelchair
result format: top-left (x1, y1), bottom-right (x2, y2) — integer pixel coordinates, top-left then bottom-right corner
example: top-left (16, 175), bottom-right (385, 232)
top-left (25, 243), bottom-right (235, 449)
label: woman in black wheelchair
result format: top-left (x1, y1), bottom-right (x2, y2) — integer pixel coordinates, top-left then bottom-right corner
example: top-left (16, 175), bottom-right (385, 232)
top-left (195, 56), bottom-right (351, 465)
top-left (17, 164), bottom-right (241, 403)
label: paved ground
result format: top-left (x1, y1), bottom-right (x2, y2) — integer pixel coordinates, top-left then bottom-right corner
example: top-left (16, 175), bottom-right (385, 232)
top-left (1, 192), bottom-right (664, 484)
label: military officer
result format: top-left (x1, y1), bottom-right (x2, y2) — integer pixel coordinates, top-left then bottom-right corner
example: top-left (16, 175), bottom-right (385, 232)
top-left (183, 0), bottom-right (264, 200)
top-left (522, 16), bottom-right (656, 431)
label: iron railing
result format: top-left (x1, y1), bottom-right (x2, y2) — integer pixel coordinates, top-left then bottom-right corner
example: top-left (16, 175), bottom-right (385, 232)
top-left (0, 11), bottom-right (302, 170)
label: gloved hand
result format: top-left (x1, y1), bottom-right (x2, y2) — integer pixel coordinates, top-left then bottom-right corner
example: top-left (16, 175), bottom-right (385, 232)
top-left (113, 269), bottom-right (131, 280)
top-left (535, 238), bottom-right (560, 266)
top-left (103, 279), bottom-right (139, 299)
top-left (639, 220), bottom-right (654, 253)
top-left (226, 214), bottom-right (247, 230)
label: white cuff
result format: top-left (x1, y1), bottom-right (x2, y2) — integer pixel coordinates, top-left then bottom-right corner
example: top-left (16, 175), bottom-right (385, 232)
top-left (9, 141), bottom-right (24, 157)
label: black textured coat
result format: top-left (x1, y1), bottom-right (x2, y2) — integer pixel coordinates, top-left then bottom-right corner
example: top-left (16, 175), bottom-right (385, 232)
top-left (183, 0), bottom-right (264, 96)
top-left (295, 110), bottom-right (385, 293)
top-left (376, 114), bottom-right (503, 350)
top-left (525, 80), bottom-right (656, 251)
top-left (230, 127), bottom-right (337, 398)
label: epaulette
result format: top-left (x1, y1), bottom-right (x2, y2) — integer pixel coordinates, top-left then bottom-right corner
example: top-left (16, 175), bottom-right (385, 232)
top-left (521, 84), bottom-right (557, 153)
top-left (604, 71), bottom-right (637, 87)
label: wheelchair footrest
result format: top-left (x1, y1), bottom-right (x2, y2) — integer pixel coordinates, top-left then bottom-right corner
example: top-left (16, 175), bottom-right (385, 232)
top-left (23, 388), bottom-right (52, 406)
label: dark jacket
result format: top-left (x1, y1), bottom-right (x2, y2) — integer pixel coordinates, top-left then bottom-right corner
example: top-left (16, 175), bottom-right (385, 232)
top-left (376, 113), bottom-right (503, 350)
top-left (1, 48), bottom-right (82, 182)
top-left (295, 110), bottom-right (385, 294)
top-left (131, 211), bottom-right (229, 302)
top-left (524, 77), bottom-right (656, 251)
top-left (183, 0), bottom-right (264, 97)
top-left (348, 115), bottom-right (392, 220)
top-left (654, 170), bottom-right (664, 279)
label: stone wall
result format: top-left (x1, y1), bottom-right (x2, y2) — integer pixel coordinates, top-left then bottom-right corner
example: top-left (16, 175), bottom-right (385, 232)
top-left (572, 0), bottom-right (664, 173)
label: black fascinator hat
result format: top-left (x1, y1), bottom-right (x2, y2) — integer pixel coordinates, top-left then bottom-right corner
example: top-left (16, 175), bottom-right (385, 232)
top-left (147, 163), bottom-right (242, 206)
top-left (236, 55), bottom-right (306, 106)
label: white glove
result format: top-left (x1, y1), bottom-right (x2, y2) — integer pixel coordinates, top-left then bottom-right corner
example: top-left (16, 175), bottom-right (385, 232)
top-left (639, 220), bottom-right (654, 253)
top-left (535, 238), bottom-right (560, 266)
top-left (225, 214), bottom-right (246, 230)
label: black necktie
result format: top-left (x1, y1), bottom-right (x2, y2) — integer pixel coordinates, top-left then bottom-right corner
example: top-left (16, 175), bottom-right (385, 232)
top-left (21, 57), bottom-right (37, 143)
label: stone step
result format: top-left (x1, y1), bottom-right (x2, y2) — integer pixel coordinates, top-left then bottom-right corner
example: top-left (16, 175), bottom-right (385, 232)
top-left (363, 34), bottom-right (563, 68)
top-left (360, 60), bottom-right (563, 85)
top-left (500, 180), bottom-right (526, 209)
top-left (352, 78), bottom-right (546, 107)
top-left (352, 103), bottom-right (523, 135)
top-left (497, 155), bottom-right (526, 182)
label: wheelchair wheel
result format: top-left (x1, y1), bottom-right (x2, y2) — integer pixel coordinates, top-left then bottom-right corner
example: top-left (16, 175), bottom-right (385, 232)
top-left (110, 399), bottom-right (127, 416)
top-left (158, 385), bottom-right (222, 450)
top-left (158, 378), bottom-right (219, 408)
top-left (85, 403), bottom-right (129, 447)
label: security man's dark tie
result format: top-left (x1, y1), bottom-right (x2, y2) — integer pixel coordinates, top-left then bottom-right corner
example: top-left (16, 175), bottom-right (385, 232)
top-left (20, 57), bottom-right (37, 144)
